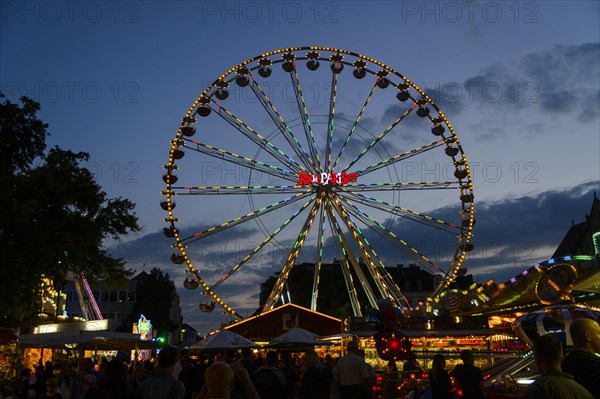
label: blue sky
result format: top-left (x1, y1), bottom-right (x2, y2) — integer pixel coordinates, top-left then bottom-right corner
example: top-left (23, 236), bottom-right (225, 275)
top-left (2, 1), bottom-right (599, 335)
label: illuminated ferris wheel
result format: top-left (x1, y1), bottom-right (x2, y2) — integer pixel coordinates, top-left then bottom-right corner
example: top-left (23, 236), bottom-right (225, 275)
top-left (162, 47), bottom-right (475, 319)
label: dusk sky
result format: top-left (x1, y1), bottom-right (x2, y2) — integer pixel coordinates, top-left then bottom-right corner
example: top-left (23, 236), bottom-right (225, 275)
top-left (2, 1), bottom-right (599, 335)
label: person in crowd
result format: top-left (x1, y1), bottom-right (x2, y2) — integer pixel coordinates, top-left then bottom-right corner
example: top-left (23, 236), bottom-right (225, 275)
top-left (197, 361), bottom-right (259, 399)
top-left (453, 350), bottom-right (484, 399)
top-left (56, 363), bottom-right (73, 399)
top-left (323, 354), bottom-right (335, 371)
top-left (402, 352), bottom-right (423, 373)
top-left (72, 358), bottom-right (102, 399)
top-left (525, 334), bottom-right (593, 399)
top-left (18, 368), bottom-right (34, 399)
top-left (82, 375), bottom-right (101, 399)
top-left (203, 361), bottom-right (234, 399)
top-left (299, 350), bottom-right (331, 399)
top-left (134, 347), bottom-right (185, 399)
top-left (39, 377), bottom-right (62, 399)
top-left (34, 365), bottom-right (46, 397)
top-left (331, 340), bottom-right (372, 399)
top-left (562, 318), bottom-right (600, 399)
top-left (281, 355), bottom-right (299, 399)
top-left (383, 360), bottom-right (398, 399)
top-left (178, 355), bottom-right (203, 399)
top-left (98, 358), bottom-right (131, 399)
top-left (238, 349), bottom-right (257, 377)
top-left (128, 363), bottom-right (144, 393)
top-left (252, 351), bottom-right (287, 399)
top-left (429, 354), bottom-right (453, 399)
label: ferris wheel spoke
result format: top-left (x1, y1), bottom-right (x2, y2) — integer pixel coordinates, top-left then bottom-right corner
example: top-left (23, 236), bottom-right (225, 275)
top-left (335, 194), bottom-right (446, 276)
top-left (326, 201), bottom-right (383, 309)
top-left (323, 203), bottom-right (364, 316)
top-left (329, 195), bottom-right (403, 306)
top-left (263, 197), bottom-right (323, 312)
top-left (209, 194), bottom-right (317, 291)
top-left (325, 70), bottom-right (339, 171)
top-left (310, 201), bottom-right (327, 311)
top-left (331, 195), bottom-right (410, 307)
top-left (343, 181), bottom-right (458, 192)
top-left (332, 81), bottom-right (378, 171)
top-left (207, 102), bottom-right (306, 173)
top-left (179, 192), bottom-right (312, 246)
top-left (171, 184), bottom-right (309, 196)
top-left (181, 139), bottom-right (297, 183)
top-left (289, 68), bottom-right (322, 170)
top-left (354, 140), bottom-right (445, 177)
top-left (247, 73), bottom-right (317, 172)
top-left (338, 190), bottom-right (463, 234)
top-left (342, 103), bottom-right (417, 173)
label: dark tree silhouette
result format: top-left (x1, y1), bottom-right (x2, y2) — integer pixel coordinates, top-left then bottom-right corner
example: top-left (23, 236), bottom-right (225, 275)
top-left (0, 94), bottom-right (140, 328)
top-left (131, 268), bottom-right (179, 337)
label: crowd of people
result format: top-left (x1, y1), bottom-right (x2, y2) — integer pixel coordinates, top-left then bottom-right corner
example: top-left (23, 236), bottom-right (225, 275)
top-left (9, 317), bottom-right (600, 399)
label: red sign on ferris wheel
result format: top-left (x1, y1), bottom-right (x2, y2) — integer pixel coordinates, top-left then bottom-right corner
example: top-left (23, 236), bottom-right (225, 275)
top-left (298, 172), bottom-right (357, 186)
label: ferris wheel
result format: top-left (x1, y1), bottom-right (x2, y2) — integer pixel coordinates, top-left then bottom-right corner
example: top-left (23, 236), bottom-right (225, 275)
top-left (162, 47), bottom-right (475, 320)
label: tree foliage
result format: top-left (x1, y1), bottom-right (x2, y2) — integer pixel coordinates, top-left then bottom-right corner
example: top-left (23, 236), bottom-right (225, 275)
top-left (0, 94), bottom-right (140, 328)
top-left (131, 268), bottom-right (179, 335)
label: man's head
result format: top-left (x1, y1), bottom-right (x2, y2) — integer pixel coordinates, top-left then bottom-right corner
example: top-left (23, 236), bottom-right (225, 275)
top-left (265, 350), bottom-right (278, 366)
top-left (304, 350), bottom-right (319, 366)
top-left (180, 354), bottom-right (192, 370)
top-left (222, 350), bottom-right (236, 364)
top-left (158, 347), bottom-right (178, 370)
top-left (205, 361), bottom-right (234, 396)
top-left (241, 348), bottom-right (252, 359)
top-left (81, 358), bottom-right (94, 373)
top-left (460, 349), bottom-right (474, 365)
top-left (533, 334), bottom-right (563, 374)
top-left (569, 318), bottom-right (600, 353)
top-left (346, 340), bottom-right (359, 354)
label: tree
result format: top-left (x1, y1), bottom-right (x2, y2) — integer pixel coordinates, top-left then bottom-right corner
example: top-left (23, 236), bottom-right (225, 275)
top-left (0, 94), bottom-right (140, 328)
top-left (131, 268), bottom-right (179, 336)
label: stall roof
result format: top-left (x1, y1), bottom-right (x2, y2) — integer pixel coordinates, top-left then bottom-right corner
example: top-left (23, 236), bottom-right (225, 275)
top-left (225, 303), bottom-right (342, 341)
top-left (18, 330), bottom-right (160, 350)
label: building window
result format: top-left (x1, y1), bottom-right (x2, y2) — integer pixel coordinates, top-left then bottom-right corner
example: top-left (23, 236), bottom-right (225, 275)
top-left (127, 292), bottom-right (136, 302)
top-left (119, 291), bottom-right (127, 302)
top-left (101, 291), bottom-right (109, 302)
top-left (404, 280), bottom-right (411, 290)
top-left (109, 291), bottom-right (117, 302)
top-left (417, 280), bottom-right (423, 290)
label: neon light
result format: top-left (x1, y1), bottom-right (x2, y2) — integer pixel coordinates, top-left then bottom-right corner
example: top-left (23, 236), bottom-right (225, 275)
top-left (298, 172), bottom-right (357, 185)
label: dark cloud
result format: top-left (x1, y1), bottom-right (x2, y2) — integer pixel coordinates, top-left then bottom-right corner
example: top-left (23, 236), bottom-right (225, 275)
top-left (425, 84), bottom-right (466, 117)
top-left (463, 43), bottom-right (600, 122)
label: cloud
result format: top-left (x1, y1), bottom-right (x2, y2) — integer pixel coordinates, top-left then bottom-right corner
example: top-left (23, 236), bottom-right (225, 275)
top-left (463, 42), bottom-right (600, 123)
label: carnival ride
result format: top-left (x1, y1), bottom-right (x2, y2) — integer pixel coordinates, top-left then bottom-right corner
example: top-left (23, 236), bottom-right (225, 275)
top-left (440, 255), bottom-right (600, 316)
top-left (161, 47), bottom-right (476, 320)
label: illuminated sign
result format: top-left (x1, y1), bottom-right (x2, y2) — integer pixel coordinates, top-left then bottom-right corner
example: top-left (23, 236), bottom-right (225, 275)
top-left (134, 314), bottom-right (153, 341)
top-left (34, 319), bottom-right (109, 334)
top-left (298, 172), bottom-right (357, 186)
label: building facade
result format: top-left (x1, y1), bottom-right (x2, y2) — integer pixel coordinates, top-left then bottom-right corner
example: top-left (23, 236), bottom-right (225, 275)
top-left (61, 271), bottom-right (182, 344)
